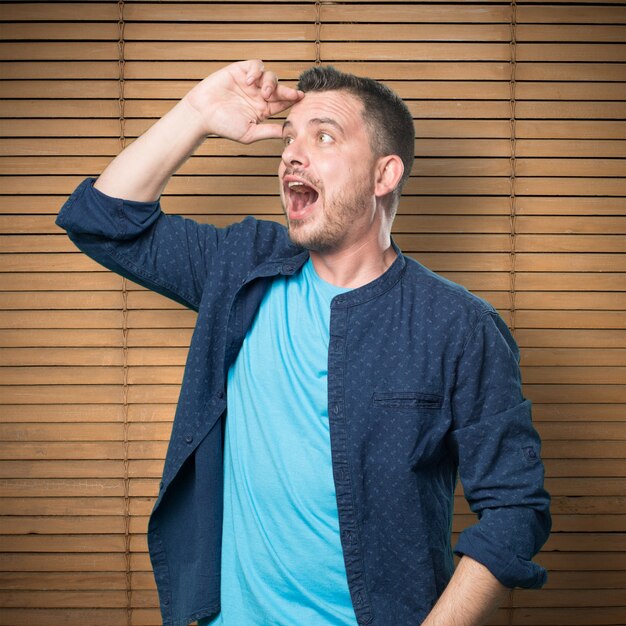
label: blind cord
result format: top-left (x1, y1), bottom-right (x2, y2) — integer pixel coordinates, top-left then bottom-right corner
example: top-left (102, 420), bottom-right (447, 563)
top-left (314, 1), bottom-right (322, 66)
top-left (117, 1), bottom-right (132, 624)
top-left (508, 0), bottom-right (518, 338)
top-left (507, 3), bottom-right (518, 622)
top-left (117, 0), bottom-right (127, 150)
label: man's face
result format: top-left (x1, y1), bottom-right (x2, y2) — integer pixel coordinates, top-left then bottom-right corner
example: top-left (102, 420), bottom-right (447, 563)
top-left (278, 90), bottom-right (379, 252)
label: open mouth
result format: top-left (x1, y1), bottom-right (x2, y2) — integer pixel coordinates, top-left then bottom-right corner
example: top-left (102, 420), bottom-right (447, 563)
top-left (284, 179), bottom-right (320, 220)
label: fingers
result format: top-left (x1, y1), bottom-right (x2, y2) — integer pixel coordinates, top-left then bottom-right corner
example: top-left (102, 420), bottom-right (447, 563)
top-left (246, 63), bottom-right (278, 101)
top-left (266, 97), bottom-right (302, 119)
top-left (259, 70), bottom-right (278, 99)
top-left (271, 82), bottom-right (304, 103)
top-left (243, 59), bottom-right (303, 104)
top-left (245, 122), bottom-right (284, 143)
top-left (263, 81), bottom-right (304, 119)
top-left (244, 59), bottom-right (266, 86)
top-left (227, 60), bottom-right (305, 143)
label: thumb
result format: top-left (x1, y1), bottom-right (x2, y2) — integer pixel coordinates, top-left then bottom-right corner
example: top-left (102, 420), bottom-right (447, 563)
top-left (242, 121), bottom-right (284, 144)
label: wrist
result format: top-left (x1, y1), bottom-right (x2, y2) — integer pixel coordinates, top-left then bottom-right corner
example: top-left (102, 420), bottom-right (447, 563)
top-left (173, 96), bottom-right (211, 143)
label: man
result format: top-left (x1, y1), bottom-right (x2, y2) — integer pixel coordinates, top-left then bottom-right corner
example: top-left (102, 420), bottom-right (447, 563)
top-left (56, 60), bottom-right (551, 626)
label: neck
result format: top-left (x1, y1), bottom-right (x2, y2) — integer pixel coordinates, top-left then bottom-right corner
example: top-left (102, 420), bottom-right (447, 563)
top-left (309, 231), bottom-right (397, 289)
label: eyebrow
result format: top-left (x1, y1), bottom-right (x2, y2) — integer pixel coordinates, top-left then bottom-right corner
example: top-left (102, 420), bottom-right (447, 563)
top-left (282, 117), bottom-right (345, 136)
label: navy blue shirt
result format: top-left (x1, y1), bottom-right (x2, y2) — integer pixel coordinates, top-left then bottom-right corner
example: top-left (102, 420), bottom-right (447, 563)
top-left (56, 178), bottom-right (551, 626)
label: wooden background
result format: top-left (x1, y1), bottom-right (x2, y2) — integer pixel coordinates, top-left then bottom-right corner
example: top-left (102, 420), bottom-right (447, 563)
top-left (1, 1), bottom-right (625, 624)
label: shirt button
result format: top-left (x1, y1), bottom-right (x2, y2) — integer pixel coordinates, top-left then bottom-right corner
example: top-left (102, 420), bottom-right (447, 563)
top-left (283, 263), bottom-right (295, 273)
top-left (333, 404), bottom-right (339, 415)
top-left (217, 390), bottom-right (224, 399)
top-left (355, 591), bottom-right (363, 605)
top-left (184, 434), bottom-right (193, 444)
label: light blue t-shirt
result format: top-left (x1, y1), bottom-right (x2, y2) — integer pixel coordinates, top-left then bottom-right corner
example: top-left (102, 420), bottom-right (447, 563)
top-left (202, 258), bottom-right (358, 626)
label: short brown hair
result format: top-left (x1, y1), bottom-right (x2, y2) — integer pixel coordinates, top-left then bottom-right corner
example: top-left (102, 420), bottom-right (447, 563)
top-left (297, 66), bottom-right (414, 210)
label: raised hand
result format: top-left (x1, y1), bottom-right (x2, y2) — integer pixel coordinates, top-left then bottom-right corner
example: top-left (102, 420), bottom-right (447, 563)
top-left (94, 60), bottom-right (302, 200)
top-left (183, 60), bottom-right (304, 143)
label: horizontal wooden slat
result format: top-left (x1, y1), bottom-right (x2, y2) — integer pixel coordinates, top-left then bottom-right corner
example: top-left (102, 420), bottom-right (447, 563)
top-left (0, 404), bottom-right (127, 422)
top-left (2, 4), bottom-right (119, 21)
top-left (4, 155), bottom-right (626, 178)
top-left (0, 3), bottom-right (598, 27)
top-left (2, 477), bottom-right (626, 507)
top-left (0, 440), bottom-right (167, 461)
top-left (5, 173), bottom-right (626, 197)
top-left (3, 194), bottom-right (625, 218)
top-left (523, 367), bottom-right (626, 384)
top-left (5, 214), bottom-right (617, 235)
top-left (0, 366), bottom-right (125, 385)
top-left (515, 273), bottom-right (626, 291)
top-left (0, 609), bottom-right (137, 626)
top-left (516, 330), bottom-right (626, 349)
top-left (0, 273), bottom-right (122, 291)
top-left (7, 250), bottom-right (626, 275)
top-left (3, 422), bottom-right (621, 446)
top-left (0, 457), bottom-right (623, 481)
top-left (0, 292), bottom-right (125, 309)
top-left (521, 348), bottom-right (626, 367)
top-left (0, 570), bottom-right (130, 590)
top-left (6, 79), bottom-right (625, 102)
top-left (0, 402), bottom-right (158, 423)
top-left (125, 4), bottom-right (511, 23)
top-left (0, 588), bottom-right (133, 608)
top-left (0, 22), bottom-right (119, 40)
top-left (516, 24), bottom-right (626, 41)
top-left (8, 58), bottom-right (626, 82)
top-left (0, 328), bottom-right (192, 347)
top-left (20, 22), bottom-right (605, 44)
top-left (0, 552), bottom-right (128, 571)
top-left (1, 438), bottom-right (624, 462)
top-left (0, 534), bottom-right (127, 553)
top-left (526, 386), bottom-right (626, 406)
top-left (0, 423), bottom-right (126, 442)
top-left (4, 362), bottom-right (626, 387)
top-left (0, 462), bottom-right (127, 480)
top-left (0, 459), bottom-right (161, 479)
top-left (15, 343), bottom-right (626, 370)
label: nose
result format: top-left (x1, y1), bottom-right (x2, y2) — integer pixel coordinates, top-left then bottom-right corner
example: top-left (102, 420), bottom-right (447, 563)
top-left (281, 137), bottom-right (309, 168)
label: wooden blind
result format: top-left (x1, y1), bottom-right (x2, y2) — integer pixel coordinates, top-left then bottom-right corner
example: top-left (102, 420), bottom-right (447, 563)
top-left (1, 1), bottom-right (624, 624)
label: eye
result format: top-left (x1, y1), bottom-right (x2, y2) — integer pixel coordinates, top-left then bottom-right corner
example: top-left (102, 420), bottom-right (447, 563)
top-left (319, 132), bottom-right (333, 144)
top-left (282, 135), bottom-right (294, 146)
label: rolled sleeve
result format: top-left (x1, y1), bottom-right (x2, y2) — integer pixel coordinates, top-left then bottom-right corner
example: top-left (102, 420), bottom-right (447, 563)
top-left (56, 177), bottom-right (162, 240)
top-left (448, 309), bottom-right (551, 588)
top-left (56, 178), bottom-right (220, 311)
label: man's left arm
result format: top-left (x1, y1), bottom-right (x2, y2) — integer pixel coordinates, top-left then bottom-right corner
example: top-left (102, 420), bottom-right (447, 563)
top-left (422, 555), bottom-right (509, 626)
top-left (444, 309), bottom-right (551, 605)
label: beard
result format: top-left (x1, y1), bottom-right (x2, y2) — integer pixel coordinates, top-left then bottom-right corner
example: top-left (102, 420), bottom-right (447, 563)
top-left (282, 177), bottom-right (373, 252)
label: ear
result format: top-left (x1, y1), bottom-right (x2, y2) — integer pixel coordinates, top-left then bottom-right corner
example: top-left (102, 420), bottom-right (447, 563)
top-left (374, 155), bottom-right (404, 198)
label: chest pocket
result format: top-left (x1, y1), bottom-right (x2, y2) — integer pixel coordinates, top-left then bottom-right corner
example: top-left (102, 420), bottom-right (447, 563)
top-left (371, 390), bottom-right (446, 470)
top-left (372, 391), bottom-right (442, 410)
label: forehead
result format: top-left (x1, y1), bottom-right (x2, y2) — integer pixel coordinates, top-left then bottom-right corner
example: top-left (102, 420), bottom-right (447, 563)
top-left (284, 90), bottom-right (365, 130)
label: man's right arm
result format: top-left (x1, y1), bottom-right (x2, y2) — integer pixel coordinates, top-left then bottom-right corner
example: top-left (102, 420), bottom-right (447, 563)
top-left (94, 59), bottom-right (303, 201)
top-left (56, 61), bottom-right (302, 309)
